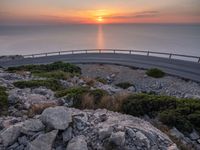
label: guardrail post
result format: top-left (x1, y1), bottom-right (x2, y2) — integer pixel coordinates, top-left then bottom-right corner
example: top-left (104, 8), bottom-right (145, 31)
top-left (32, 55), bottom-right (34, 58)
top-left (198, 57), bottom-right (200, 63)
top-left (114, 50), bottom-right (115, 54)
top-left (59, 52), bottom-right (61, 55)
top-left (147, 51), bottom-right (150, 56)
top-left (45, 53), bottom-right (47, 57)
top-left (169, 54), bottom-right (172, 59)
top-left (85, 50), bottom-right (87, 54)
top-left (72, 51), bottom-right (74, 54)
top-left (99, 49), bottom-right (101, 53)
top-left (129, 50), bottom-right (131, 54)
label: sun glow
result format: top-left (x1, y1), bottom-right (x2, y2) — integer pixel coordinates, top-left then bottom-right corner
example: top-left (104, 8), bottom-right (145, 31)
top-left (97, 16), bottom-right (104, 23)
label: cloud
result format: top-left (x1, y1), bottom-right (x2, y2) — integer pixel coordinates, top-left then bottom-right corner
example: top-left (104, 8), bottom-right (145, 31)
top-left (105, 11), bottom-right (159, 19)
top-left (133, 11), bottom-right (159, 18)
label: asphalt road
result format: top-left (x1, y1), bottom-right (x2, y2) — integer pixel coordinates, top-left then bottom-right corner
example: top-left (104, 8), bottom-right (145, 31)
top-left (0, 53), bottom-right (200, 82)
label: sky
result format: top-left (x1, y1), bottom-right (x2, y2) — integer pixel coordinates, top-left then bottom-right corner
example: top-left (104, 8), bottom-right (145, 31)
top-left (0, 0), bottom-right (200, 25)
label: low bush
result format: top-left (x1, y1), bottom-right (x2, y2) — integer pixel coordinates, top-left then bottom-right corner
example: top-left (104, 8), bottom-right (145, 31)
top-left (122, 94), bottom-right (177, 116)
top-left (33, 71), bottom-right (75, 80)
top-left (122, 93), bottom-right (200, 133)
top-left (146, 68), bottom-right (165, 78)
top-left (159, 110), bottom-right (193, 133)
top-left (55, 86), bottom-right (89, 98)
top-left (13, 79), bottom-right (64, 91)
top-left (0, 86), bottom-right (8, 115)
top-left (7, 61), bottom-right (81, 74)
top-left (115, 82), bottom-right (134, 89)
top-left (187, 111), bottom-right (200, 132)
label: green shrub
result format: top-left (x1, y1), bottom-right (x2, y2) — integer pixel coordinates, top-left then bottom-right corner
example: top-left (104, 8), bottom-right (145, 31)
top-left (55, 87), bottom-right (89, 98)
top-left (7, 61), bottom-right (81, 74)
top-left (0, 86), bottom-right (8, 115)
top-left (13, 79), bottom-right (63, 91)
top-left (159, 110), bottom-right (193, 133)
top-left (187, 111), bottom-right (200, 132)
top-left (95, 77), bottom-right (107, 84)
top-left (122, 93), bottom-right (177, 116)
top-left (33, 71), bottom-right (75, 80)
top-left (146, 68), bottom-right (165, 78)
top-left (89, 89), bottom-right (108, 104)
top-left (122, 93), bottom-right (200, 133)
top-left (177, 98), bottom-right (200, 113)
top-left (55, 87), bottom-right (89, 108)
top-left (115, 82), bottom-right (134, 89)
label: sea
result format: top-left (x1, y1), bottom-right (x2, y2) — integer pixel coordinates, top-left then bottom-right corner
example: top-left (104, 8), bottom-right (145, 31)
top-left (0, 24), bottom-right (200, 56)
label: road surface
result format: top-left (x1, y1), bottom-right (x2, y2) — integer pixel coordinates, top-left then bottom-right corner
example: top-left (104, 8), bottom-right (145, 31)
top-left (0, 53), bottom-right (200, 82)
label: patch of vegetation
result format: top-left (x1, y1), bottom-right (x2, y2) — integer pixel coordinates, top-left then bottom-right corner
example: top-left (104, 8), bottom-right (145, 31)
top-left (122, 94), bottom-right (177, 116)
top-left (13, 79), bottom-right (64, 91)
top-left (55, 86), bottom-right (89, 98)
top-left (0, 86), bottom-right (8, 115)
top-left (89, 89), bottom-right (108, 104)
top-left (115, 82), bottom-right (134, 89)
top-left (33, 71), bottom-right (76, 80)
top-left (159, 110), bottom-right (193, 133)
top-left (7, 61), bottom-right (81, 75)
top-left (95, 77), bottom-right (107, 84)
top-left (55, 87), bottom-right (89, 108)
top-left (146, 68), bottom-right (165, 78)
top-left (122, 93), bottom-right (200, 133)
top-left (55, 87), bottom-right (109, 109)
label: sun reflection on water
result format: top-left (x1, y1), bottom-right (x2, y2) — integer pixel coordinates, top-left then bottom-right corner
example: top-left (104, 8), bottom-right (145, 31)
top-left (97, 25), bottom-right (104, 49)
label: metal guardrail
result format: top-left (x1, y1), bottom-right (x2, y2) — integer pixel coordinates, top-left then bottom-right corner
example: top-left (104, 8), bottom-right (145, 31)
top-left (23, 49), bottom-right (200, 63)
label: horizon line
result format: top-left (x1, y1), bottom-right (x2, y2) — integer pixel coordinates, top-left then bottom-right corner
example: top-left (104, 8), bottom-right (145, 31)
top-left (0, 22), bottom-right (200, 26)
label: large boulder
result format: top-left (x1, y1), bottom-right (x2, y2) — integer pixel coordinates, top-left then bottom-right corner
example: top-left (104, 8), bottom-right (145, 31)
top-left (98, 126), bottom-right (113, 140)
top-left (41, 106), bottom-right (72, 130)
top-left (66, 135), bottom-right (88, 150)
top-left (135, 131), bottom-right (151, 149)
top-left (21, 119), bottom-right (45, 135)
top-left (0, 123), bottom-right (22, 147)
top-left (109, 131), bottom-right (125, 147)
top-left (27, 130), bottom-right (58, 150)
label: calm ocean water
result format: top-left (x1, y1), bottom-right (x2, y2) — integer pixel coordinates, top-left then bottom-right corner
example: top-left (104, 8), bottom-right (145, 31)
top-left (0, 24), bottom-right (200, 56)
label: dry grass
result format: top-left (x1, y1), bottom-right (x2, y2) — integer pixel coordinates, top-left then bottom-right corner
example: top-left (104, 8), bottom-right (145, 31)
top-left (79, 91), bottom-right (131, 112)
top-left (82, 77), bottom-right (96, 86)
top-left (81, 93), bottom-right (95, 109)
top-left (28, 102), bottom-right (57, 117)
top-left (99, 92), bottom-right (130, 111)
top-left (15, 70), bottom-right (31, 77)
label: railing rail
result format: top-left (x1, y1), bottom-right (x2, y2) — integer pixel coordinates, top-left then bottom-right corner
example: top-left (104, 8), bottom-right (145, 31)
top-left (22, 49), bottom-right (200, 63)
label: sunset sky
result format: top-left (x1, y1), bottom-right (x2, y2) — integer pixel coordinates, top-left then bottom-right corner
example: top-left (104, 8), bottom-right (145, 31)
top-left (0, 0), bottom-right (200, 25)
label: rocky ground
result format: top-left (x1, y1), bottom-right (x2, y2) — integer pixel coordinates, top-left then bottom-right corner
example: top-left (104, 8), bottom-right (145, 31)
top-left (0, 64), bottom-right (200, 150)
top-left (79, 64), bottom-right (200, 99)
top-left (0, 106), bottom-right (177, 150)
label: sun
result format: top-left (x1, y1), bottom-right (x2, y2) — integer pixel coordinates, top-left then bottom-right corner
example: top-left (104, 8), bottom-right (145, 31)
top-left (97, 16), bottom-right (104, 23)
